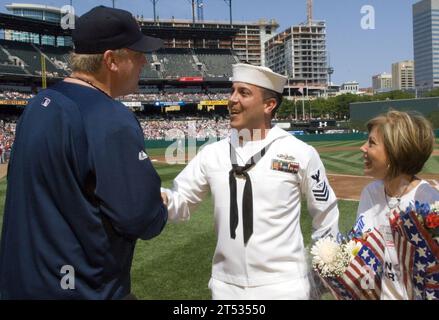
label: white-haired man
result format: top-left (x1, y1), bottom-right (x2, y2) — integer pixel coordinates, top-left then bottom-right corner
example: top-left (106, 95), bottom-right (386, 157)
top-left (162, 63), bottom-right (340, 299)
top-left (0, 6), bottom-right (167, 299)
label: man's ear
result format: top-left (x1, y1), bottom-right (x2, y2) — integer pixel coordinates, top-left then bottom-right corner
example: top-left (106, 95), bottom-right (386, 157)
top-left (264, 97), bottom-right (277, 115)
top-left (103, 50), bottom-right (118, 72)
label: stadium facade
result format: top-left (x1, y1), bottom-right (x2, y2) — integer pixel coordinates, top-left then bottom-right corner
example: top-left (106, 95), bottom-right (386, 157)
top-left (6, 3), bottom-right (61, 22)
top-left (138, 18), bottom-right (279, 67)
top-left (0, 5), bottom-right (240, 115)
top-left (5, 3), bottom-right (71, 46)
top-left (0, 2), bottom-right (358, 147)
top-left (0, 2), bottom-right (332, 116)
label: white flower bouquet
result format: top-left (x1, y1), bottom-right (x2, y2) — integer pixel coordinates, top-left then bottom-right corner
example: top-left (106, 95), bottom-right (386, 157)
top-left (310, 228), bottom-right (385, 300)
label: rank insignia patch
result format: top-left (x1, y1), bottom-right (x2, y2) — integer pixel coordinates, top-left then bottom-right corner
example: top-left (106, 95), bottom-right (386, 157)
top-left (271, 159), bottom-right (299, 174)
top-left (311, 170), bottom-right (321, 183)
top-left (312, 181), bottom-right (329, 201)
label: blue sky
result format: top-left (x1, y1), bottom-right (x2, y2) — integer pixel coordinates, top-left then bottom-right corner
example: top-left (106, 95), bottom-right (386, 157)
top-left (0, 0), bottom-right (421, 87)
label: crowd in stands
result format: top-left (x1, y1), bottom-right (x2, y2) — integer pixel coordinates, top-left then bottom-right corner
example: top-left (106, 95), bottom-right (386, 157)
top-left (48, 58), bottom-right (70, 74)
top-left (0, 91), bottom-right (34, 100)
top-left (35, 70), bottom-right (63, 78)
top-left (0, 118), bottom-right (16, 163)
top-left (0, 86), bottom-right (235, 162)
top-left (0, 90), bottom-right (232, 103)
top-left (119, 92), bottom-right (229, 102)
top-left (139, 117), bottom-right (230, 140)
top-left (0, 113), bottom-right (232, 163)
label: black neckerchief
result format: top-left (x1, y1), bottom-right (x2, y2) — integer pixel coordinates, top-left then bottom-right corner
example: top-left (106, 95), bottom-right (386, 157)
top-left (229, 142), bottom-right (269, 245)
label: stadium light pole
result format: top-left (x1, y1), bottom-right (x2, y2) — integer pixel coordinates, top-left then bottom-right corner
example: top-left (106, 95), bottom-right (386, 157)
top-left (150, 0), bottom-right (159, 24)
top-left (294, 98), bottom-right (297, 121)
top-left (186, 0), bottom-right (196, 26)
top-left (302, 92), bottom-right (305, 121)
top-left (306, 80), bottom-right (311, 120)
top-left (192, 0), bottom-right (196, 27)
top-left (224, 0), bottom-right (232, 26)
top-left (223, 0), bottom-right (233, 48)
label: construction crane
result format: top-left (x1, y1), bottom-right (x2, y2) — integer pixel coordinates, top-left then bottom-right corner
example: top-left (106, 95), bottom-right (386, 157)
top-left (189, 0), bottom-right (205, 23)
top-left (307, 0), bottom-right (313, 25)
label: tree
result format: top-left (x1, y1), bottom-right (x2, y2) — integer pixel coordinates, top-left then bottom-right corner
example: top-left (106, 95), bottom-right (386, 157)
top-left (426, 88), bottom-right (439, 97)
top-left (373, 90), bottom-right (414, 100)
top-left (334, 94), bottom-right (359, 119)
top-left (276, 99), bottom-right (295, 119)
top-left (427, 111), bottom-right (439, 129)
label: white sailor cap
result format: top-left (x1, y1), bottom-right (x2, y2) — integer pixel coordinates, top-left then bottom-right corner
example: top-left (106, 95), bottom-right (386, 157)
top-left (232, 63), bottom-right (287, 94)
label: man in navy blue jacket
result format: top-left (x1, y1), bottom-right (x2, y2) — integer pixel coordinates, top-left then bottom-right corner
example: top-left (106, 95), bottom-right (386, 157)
top-left (0, 6), bottom-right (168, 299)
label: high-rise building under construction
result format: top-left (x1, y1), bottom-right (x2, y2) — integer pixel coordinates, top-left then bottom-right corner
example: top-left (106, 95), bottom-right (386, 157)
top-left (264, 0), bottom-right (328, 88)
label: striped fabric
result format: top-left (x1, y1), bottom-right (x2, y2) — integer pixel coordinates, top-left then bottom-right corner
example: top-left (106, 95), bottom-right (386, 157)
top-left (389, 208), bottom-right (439, 300)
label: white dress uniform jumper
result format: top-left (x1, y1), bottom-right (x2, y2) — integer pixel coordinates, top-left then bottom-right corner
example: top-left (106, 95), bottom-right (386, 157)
top-left (162, 126), bottom-right (340, 299)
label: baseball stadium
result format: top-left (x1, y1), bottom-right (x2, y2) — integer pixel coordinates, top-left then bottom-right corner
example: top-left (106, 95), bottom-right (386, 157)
top-left (0, 1), bottom-right (437, 300)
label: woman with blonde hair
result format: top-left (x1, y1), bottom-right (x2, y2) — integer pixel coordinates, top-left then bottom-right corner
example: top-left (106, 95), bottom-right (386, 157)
top-left (354, 110), bottom-right (439, 299)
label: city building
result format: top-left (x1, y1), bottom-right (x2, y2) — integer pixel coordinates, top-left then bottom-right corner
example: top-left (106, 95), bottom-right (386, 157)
top-left (340, 81), bottom-right (359, 94)
top-left (392, 60), bottom-right (415, 90)
top-left (413, 0), bottom-right (439, 89)
top-left (264, 21), bottom-right (328, 88)
top-left (372, 72), bottom-right (393, 93)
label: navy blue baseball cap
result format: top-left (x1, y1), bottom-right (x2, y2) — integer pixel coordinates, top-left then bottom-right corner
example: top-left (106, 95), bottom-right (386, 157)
top-left (72, 6), bottom-right (163, 54)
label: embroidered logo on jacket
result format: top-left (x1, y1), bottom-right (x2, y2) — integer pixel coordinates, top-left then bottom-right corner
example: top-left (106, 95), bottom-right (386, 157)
top-left (41, 97), bottom-right (51, 107)
top-left (138, 150), bottom-right (149, 161)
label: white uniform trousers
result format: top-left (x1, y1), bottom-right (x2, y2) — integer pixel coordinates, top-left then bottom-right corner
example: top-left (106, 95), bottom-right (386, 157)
top-left (208, 277), bottom-right (311, 300)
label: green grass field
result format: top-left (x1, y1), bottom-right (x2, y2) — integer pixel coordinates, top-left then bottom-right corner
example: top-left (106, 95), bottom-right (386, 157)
top-left (308, 140), bottom-right (439, 176)
top-left (0, 139), bottom-right (437, 299)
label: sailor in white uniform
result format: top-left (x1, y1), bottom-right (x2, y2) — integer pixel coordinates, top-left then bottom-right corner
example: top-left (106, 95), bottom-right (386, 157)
top-left (161, 63), bottom-right (340, 299)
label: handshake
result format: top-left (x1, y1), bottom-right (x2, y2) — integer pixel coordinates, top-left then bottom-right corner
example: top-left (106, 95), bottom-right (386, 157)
top-left (161, 192), bottom-right (169, 206)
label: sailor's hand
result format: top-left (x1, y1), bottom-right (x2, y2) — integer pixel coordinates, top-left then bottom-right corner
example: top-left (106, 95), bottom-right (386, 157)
top-left (161, 192), bottom-right (169, 207)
